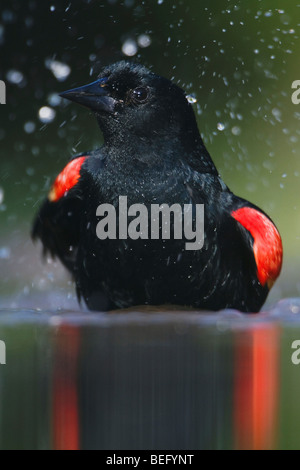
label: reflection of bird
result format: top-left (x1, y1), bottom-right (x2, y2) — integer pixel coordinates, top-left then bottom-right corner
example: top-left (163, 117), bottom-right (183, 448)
top-left (32, 61), bottom-right (283, 312)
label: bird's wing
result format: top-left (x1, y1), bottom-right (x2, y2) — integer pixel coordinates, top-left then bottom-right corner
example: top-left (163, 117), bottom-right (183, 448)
top-left (229, 198), bottom-right (283, 289)
top-left (190, 177), bottom-right (283, 292)
top-left (31, 153), bottom-right (89, 275)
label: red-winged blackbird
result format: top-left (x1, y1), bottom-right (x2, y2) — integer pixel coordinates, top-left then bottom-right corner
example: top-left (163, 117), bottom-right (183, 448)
top-left (32, 61), bottom-right (283, 312)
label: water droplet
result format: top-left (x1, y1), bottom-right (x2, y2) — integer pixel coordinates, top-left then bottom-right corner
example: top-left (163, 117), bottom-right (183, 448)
top-left (6, 69), bottom-right (24, 85)
top-left (50, 5), bottom-right (55, 12)
top-left (26, 167), bottom-right (35, 176)
top-left (231, 126), bottom-right (241, 136)
top-left (2, 9), bottom-right (16, 23)
top-left (137, 34), bottom-right (151, 48)
top-left (272, 108), bottom-right (282, 121)
top-left (38, 106), bottom-right (56, 124)
top-left (24, 121), bottom-right (36, 134)
top-left (45, 59), bottom-right (71, 81)
top-left (121, 38), bottom-right (138, 56)
top-left (0, 247), bottom-right (10, 260)
top-left (0, 187), bottom-right (4, 205)
top-left (186, 94), bottom-right (197, 104)
top-left (47, 92), bottom-right (61, 107)
top-left (158, 0), bottom-right (163, 4)
top-left (217, 122), bottom-right (225, 131)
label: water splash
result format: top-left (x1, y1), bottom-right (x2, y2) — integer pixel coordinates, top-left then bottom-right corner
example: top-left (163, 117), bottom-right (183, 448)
top-left (186, 94), bottom-right (197, 104)
top-left (121, 38), bottom-right (138, 56)
top-left (6, 69), bottom-right (24, 85)
top-left (137, 34), bottom-right (151, 48)
top-left (45, 59), bottom-right (71, 82)
top-left (38, 106), bottom-right (56, 124)
top-left (24, 122), bottom-right (36, 134)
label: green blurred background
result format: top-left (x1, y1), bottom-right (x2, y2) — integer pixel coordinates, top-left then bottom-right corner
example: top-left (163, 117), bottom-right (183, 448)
top-left (0, 0), bottom-right (299, 307)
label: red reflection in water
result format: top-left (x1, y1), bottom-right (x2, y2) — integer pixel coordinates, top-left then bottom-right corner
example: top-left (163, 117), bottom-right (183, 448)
top-left (50, 319), bottom-right (279, 450)
top-left (52, 325), bottom-right (80, 450)
top-left (234, 325), bottom-right (280, 450)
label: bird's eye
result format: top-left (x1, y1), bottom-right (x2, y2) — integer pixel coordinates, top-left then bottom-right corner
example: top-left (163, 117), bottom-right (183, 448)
top-left (131, 87), bottom-right (149, 103)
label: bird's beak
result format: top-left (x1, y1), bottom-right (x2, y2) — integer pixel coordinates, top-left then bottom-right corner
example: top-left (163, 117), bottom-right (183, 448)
top-left (59, 77), bottom-right (116, 113)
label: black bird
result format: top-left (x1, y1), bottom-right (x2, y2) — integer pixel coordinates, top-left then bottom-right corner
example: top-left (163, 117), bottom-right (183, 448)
top-left (32, 61), bottom-right (283, 312)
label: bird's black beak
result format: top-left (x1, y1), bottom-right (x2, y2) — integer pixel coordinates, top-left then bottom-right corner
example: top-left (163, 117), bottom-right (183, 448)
top-left (59, 77), bottom-right (116, 113)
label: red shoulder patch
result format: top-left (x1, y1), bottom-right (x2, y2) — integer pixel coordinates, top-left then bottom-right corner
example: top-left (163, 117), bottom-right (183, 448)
top-left (231, 207), bottom-right (283, 289)
top-left (48, 156), bottom-right (87, 202)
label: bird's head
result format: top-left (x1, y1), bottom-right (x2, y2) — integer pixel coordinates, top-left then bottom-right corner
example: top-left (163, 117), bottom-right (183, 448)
top-left (60, 61), bottom-right (200, 151)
